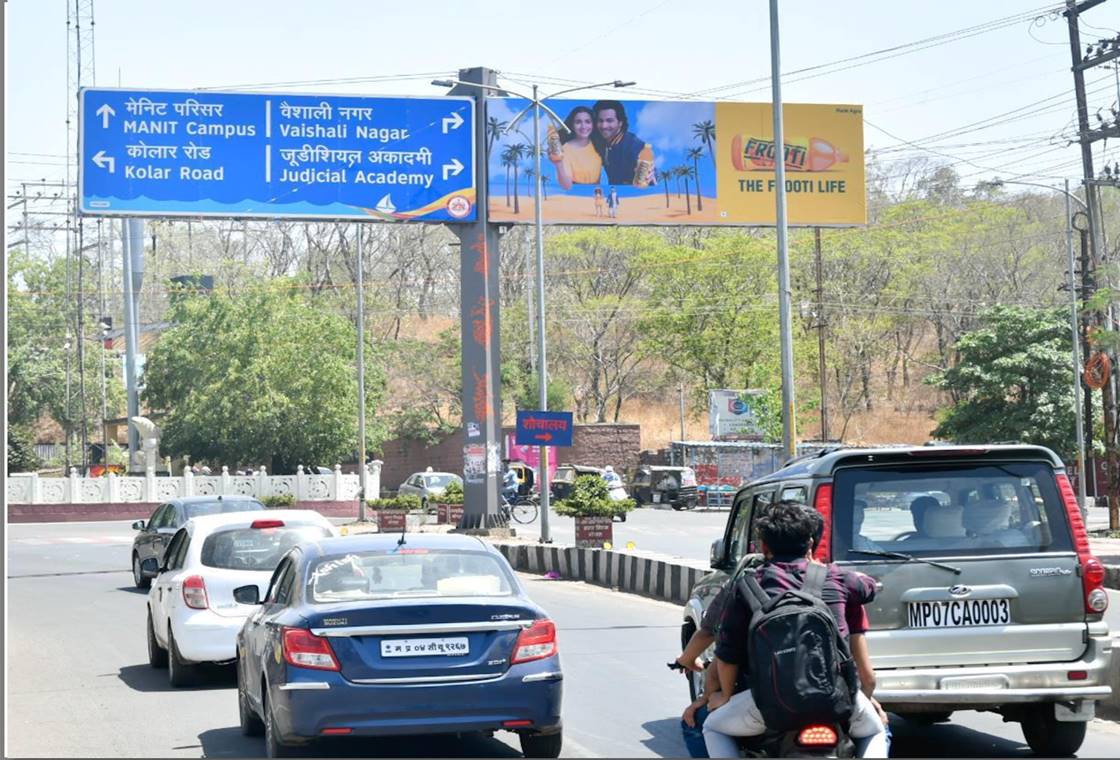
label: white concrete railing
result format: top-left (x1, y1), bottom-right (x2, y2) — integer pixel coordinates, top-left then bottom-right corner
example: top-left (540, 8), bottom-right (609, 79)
top-left (5, 462), bottom-right (382, 505)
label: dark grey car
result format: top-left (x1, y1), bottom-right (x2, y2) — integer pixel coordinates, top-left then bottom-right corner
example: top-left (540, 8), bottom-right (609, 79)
top-left (130, 495), bottom-right (265, 588)
top-left (683, 445), bottom-right (1112, 757)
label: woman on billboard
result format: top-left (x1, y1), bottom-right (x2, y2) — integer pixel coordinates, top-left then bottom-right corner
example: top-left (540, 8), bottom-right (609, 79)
top-left (548, 105), bottom-right (603, 190)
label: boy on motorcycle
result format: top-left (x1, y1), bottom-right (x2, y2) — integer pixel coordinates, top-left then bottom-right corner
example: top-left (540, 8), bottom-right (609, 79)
top-left (702, 501), bottom-right (889, 758)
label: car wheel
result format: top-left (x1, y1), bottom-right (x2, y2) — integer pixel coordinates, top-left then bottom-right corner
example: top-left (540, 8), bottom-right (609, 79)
top-left (264, 691), bottom-right (297, 757)
top-left (133, 553), bottom-right (150, 589)
top-left (520, 731), bottom-right (563, 759)
top-left (167, 626), bottom-right (197, 688)
top-left (238, 662), bottom-right (264, 736)
top-left (1021, 705), bottom-right (1087, 757)
top-left (146, 607), bottom-right (167, 669)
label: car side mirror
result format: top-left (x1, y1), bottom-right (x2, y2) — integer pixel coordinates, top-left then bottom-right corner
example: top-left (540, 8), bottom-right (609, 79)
top-left (132, 520), bottom-right (146, 531)
top-left (710, 538), bottom-right (726, 570)
top-left (233, 585), bottom-right (261, 605)
top-left (141, 557), bottom-right (159, 575)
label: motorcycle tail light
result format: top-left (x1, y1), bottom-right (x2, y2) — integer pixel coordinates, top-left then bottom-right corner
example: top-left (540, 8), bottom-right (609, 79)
top-left (796, 725), bottom-right (838, 747)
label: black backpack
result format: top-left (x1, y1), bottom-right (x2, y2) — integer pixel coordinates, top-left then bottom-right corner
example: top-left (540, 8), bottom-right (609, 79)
top-left (737, 563), bottom-right (860, 731)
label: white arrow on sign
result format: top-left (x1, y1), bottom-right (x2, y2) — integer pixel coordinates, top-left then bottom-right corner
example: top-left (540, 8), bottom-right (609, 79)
top-left (92, 150), bottom-right (115, 174)
top-left (442, 158), bottom-right (464, 181)
top-left (442, 111), bottom-right (464, 134)
top-left (96, 103), bottom-right (116, 129)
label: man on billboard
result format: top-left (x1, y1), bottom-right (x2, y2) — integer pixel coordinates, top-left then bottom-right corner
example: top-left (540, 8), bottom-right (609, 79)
top-left (592, 100), bottom-right (655, 188)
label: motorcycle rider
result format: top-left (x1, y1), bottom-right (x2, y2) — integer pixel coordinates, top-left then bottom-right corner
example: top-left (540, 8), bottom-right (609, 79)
top-left (502, 461), bottom-right (520, 504)
top-left (702, 501), bottom-right (889, 758)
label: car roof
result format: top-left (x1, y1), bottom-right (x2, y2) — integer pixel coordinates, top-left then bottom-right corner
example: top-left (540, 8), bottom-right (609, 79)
top-left (170, 495), bottom-right (263, 505)
top-left (746, 444), bottom-right (1064, 485)
top-left (184, 509), bottom-right (331, 533)
top-left (301, 531), bottom-right (491, 561)
top-left (411, 471), bottom-right (459, 478)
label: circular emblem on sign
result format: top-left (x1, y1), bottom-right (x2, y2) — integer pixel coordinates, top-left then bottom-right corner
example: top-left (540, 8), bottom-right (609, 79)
top-left (949, 584), bottom-right (972, 597)
top-left (447, 195), bottom-right (472, 219)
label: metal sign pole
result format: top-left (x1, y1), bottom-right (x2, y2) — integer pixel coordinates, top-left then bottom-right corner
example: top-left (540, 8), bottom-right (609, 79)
top-left (356, 224), bottom-right (368, 520)
top-left (532, 88), bottom-right (552, 544)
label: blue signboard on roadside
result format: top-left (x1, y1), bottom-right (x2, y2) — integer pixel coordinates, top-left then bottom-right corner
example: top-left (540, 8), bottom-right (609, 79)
top-left (516, 410), bottom-right (574, 448)
top-left (79, 87), bottom-right (476, 222)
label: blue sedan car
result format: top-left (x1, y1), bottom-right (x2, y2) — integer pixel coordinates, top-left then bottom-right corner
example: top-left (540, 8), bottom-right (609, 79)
top-left (235, 533), bottom-right (563, 758)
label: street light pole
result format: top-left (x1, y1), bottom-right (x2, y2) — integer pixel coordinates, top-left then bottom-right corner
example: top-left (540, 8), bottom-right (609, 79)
top-left (991, 178), bottom-right (1088, 515)
top-left (356, 225), bottom-right (368, 521)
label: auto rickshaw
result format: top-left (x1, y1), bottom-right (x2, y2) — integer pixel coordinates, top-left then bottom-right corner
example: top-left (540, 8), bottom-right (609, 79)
top-left (508, 460), bottom-right (535, 497)
top-left (629, 465), bottom-right (698, 510)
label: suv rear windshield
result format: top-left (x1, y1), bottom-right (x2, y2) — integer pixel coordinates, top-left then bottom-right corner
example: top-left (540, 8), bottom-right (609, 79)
top-left (308, 549), bottom-right (515, 603)
top-left (201, 525), bottom-right (331, 571)
top-left (831, 462), bottom-right (1074, 559)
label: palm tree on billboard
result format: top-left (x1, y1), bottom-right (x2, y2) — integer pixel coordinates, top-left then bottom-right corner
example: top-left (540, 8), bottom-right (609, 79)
top-left (680, 165), bottom-right (694, 215)
top-left (692, 120), bottom-right (716, 166)
top-left (687, 147), bottom-right (705, 211)
top-left (541, 174), bottom-right (550, 201)
top-left (487, 116), bottom-right (508, 157)
top-left (501, 145), bottom-right (517, 207)
top-left (508, 143), bottom-right (527, 214)
top-left (524, 166), bottom-right (535, 199)
top-left (659, 169), bottom-right (671, 208)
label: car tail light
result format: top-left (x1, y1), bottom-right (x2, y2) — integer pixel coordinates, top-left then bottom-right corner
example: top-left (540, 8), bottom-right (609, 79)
top-left (1056, 474), bottom-right (1108, 614)
top-left (320, 727), bottom-right (352, 735)
top-left (282, 627), bottom-right (340, 671)
top-left (511, 619), bottom-right (557, 664)
top-left (1068, 670), bottom-right (1089, 681)
top-left (813, 483), bottom-right (833, 563)
top-left (182, 575), bottom-right (209, 610)
top-left (503, 720), bottom-right (534, 728)
top-left (251, 519), bottom-right (285, 529)
top-left (796, 725), bottom-right (838, 747)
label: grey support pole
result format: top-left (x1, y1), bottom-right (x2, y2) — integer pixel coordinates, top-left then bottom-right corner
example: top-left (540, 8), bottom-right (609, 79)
top-left (1066, 180), bottom-right (1088, 515)
top-left (356, 225), bottom-right (368, 520)
top-left (769, 0), bottom-right (797, 462)
top-left (120, 220), bottom-right (139, 470)
top-left (450, 68), bottom-right (505, 530)
top-left (533, 86), bottom-right (552, 544)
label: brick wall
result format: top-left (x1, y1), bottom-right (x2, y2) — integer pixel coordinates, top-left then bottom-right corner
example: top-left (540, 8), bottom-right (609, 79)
top-left (378, 423), bottom-right (642, 489)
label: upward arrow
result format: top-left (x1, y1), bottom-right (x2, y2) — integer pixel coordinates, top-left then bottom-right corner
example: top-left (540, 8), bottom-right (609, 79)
top-left (96, 103), bottom-right (116, 129)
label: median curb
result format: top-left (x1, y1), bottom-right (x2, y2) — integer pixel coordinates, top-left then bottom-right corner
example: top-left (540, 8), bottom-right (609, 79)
top-left (491, 541), bottom-right (709, 606)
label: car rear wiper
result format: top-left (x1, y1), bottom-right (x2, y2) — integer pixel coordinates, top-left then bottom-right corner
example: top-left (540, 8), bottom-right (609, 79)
top-left (848, 548), bottom-right (961, 574)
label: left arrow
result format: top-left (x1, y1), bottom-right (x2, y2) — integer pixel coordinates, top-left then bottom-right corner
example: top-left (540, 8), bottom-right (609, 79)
top-left (442, 158), bottom-right (464, 181)
top-left (96, 103), bottom-right (116, 128)
top-left (92, 151), bottom-right (115, 174)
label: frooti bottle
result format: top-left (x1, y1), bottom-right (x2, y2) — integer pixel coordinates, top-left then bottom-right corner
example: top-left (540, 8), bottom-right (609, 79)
top-left (546, 125), bottom-right (563, 160)
top-left (730, 135), bottom-right (849, 172)
top-left (634, 144), bottom-right (655, 186)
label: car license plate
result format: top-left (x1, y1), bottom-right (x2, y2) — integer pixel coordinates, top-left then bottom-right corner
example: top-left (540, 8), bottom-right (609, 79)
top-left (907, 599), bottom-right (1011, 628)
top-left (652, 493), bottom-right (661, 503)
top-left (380, 637), bottom-right (470, 657)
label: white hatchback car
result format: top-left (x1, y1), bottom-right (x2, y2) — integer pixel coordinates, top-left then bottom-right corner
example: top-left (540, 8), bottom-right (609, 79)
top-left (145, 509), bottom-right (338, 687)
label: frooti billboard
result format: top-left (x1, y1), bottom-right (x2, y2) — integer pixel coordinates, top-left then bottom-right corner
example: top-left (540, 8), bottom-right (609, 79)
top-left (486, 98), bottom-right (864, 226)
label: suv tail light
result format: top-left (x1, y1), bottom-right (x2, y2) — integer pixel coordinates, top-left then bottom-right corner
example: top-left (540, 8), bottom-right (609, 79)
top-left (182, 575), bottom-right (209, 610)
top-left (796, 725), bottom-right (838, 747)
top-left (281, 627), bottom-right (340, 671)
top-left (813, 483), bottom-right (833, 563)
top-left (1056, 473), bottom-right (1108, 614)
top-left (251, 519), bottom-right (285, 529)
top-left (511, 619), bottom-right (557, 664)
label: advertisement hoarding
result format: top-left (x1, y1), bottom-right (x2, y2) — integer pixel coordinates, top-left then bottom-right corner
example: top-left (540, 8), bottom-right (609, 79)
top-left (487, 98), bottom-right (864, 226)
top-left (708, 389), bottom-right (765, 439)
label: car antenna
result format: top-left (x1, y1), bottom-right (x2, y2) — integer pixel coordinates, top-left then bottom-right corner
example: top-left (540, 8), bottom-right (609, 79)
top-left (397, 523), bottom-right (407, 546)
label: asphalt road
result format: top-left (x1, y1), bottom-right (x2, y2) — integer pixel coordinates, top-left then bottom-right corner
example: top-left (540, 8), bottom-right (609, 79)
top-left (9, 520), bottom-right (1120, 757)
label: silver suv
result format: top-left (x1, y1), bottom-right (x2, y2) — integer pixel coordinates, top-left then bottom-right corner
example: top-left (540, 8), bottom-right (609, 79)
top-left (683, 445), bottom-right (1112, 757)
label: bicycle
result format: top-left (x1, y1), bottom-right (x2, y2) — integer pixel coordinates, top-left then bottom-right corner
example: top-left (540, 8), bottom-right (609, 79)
top-left (501, 492), bottom-right (540, 524)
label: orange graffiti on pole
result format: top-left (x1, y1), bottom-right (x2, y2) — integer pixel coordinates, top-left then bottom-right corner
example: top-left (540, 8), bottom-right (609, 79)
top-left (471, 296), bottom-right (493, 347)
top-left (472, 369), bottom-right (491, 422)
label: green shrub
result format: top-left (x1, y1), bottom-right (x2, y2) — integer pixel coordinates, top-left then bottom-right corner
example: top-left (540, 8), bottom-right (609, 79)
top-left (261, 493), bottom-right (296, 509)
top-left (436, 480), bottom-right (464, 505)
top-left (366, 494), bottom-right (423, 511)
top-left (7, 428), bottom-right (39, 473)
top-left (554, 474), bottom-right (635, 518)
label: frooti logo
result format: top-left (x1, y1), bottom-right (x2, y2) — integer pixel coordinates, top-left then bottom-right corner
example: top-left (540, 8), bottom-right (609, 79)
top-left (728, 397), bottom-right (751, 415)
top-left (447, 195), bottom-right (472, 218)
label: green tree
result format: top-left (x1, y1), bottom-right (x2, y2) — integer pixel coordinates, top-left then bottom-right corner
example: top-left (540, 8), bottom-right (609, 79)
top-left (142, 281), bottom-right (387, 472)
top-left (8, 427), bottom-right (40, 473)
top-left (928, 305), bottom-right (1075, 459)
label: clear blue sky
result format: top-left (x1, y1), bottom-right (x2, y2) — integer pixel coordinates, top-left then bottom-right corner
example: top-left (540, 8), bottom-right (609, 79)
top-left (6, 0), bottom-right (1120, 194)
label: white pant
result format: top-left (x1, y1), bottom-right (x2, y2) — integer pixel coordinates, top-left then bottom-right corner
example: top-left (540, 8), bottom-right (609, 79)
top-left (703, 689), bottom-right (888, 758)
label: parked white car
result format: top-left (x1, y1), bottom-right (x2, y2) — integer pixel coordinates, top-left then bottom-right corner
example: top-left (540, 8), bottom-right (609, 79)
top-left (145, 509), bottom-right (338, 687)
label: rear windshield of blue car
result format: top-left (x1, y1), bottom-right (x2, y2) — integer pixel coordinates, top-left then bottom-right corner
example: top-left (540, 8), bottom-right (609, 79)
top-left (308, 549), bottom-right (515, 603)
top-left (184, 499), bottom-right (264, 518)
top-left (830, 462), bottom-right (1075, 560)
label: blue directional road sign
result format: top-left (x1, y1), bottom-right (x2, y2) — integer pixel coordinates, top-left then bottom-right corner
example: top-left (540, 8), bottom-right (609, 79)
top-left (515, 410), bottom-right (574, 448)
top-left (79, 87), bottom-right (476, 222)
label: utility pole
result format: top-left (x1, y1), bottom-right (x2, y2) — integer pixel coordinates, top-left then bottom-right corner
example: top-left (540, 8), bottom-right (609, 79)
top-left (770, 0), bottom-right (798, 462)
top-left (1065, 0), bottom-right (1119, 526)
top-left (814, 227), bottom-right (829, 442)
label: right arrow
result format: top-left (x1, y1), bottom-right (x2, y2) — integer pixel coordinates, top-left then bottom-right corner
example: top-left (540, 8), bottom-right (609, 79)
top-left (442, 111), bottom-right (464, 133)
top-left (442, 158), bottom-right (464, 181)
top-left (92, 150), bottom-right (115, 174)
top-left (96, 103), bottom-right (116, 129)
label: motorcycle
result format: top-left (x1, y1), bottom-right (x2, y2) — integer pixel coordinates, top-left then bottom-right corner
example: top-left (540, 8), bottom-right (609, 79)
top-left (666, 662), bottom-right (854, 758)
